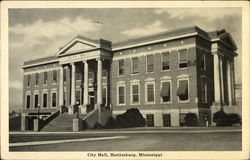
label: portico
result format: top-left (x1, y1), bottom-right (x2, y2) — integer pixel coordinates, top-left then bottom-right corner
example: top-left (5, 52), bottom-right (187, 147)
top-left (56, 37), bottom-right (112, 123)
top-left (211, 33), bottom-right (237, 108)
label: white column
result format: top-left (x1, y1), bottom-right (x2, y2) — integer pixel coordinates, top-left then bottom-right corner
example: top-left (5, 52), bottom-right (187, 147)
top-left (71, 63), bottom-right (76, 105)
top-left (97, 58), bottom-right (103, 105)
top-left (219, 55), bottom-right (224, 104)
top-left (59, 65), bottom-right (64, 107)
top-left (83, 60), bottom-right (89, 105)
top-left (213, 52), bottom-right (221, 104)
top-left (231, 61), bottom-right (236, 104)
top-left (227, 59), bottom-right (232, 105)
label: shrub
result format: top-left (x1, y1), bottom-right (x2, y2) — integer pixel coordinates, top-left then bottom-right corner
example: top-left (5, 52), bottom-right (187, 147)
top-left (104, 116), bottom-right (115, 129)
top-left (93, 122), bottom-right (103, 129)
top-left (115, 108), bottom-right (145, 128)
top-left (228, 113), bottom-right (241, 125)
top-left (213, 110), bottom-right (230, 126)
top-left (184, 113), bottom-right (198, 127)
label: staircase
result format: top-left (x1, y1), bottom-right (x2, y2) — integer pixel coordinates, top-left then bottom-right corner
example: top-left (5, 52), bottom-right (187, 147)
top-left (41, 113), bottom-right (86, 132)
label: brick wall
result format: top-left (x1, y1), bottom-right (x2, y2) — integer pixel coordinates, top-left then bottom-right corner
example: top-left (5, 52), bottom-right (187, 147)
top-left (111, 37), bottom-right (199, 114)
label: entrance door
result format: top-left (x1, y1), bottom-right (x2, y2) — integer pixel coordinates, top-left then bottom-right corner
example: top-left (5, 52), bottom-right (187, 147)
top-left (162, 114), bottom-right (171, 127)
top-left (26, 116), bottom-right (35, 130)
top-left (87, 95), bottom-right (95, 113)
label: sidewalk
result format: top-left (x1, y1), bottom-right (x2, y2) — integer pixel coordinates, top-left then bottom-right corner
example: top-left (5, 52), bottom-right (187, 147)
top-left (10, 126), bottom-right (241, 135)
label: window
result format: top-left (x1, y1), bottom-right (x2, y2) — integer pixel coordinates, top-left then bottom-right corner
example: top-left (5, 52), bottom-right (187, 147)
top-left (131, 57), bottom-right (139, 74)
top-left (177, 79), bottom-right (189, 101)
top-left (200, 78), bottom-right (207, 102)
top-left (63, 90), bottom-right (67, 106)
top-left (76, 73), bottom-right (81, 81)
top-left (146, 55), bottom-right (154, 72)
top-left (201, 53), bottom-right (206, 70)
top-left (26, 95), bottom-right (31, 109)
top-left (42, 93), bottom-right (48, 108)
top-left (131, 84), bottom-right (139, 104)
top-left (118, 60), bottom-right (125, 76)
top-left (52, 70), bottom-right (57, 84)
top-left (89, 72), bottom-right (94, 79)
top-left (178, 49), bottom-right (188, 68)
top-left (102, 70), bottom-right (107, 77)
top-left (145, 82), bottom-right (155, 103)
top-left (76, 90), bottom-right (81, 104)
top-left (162, 114), bottom-right (171, 127)
top-left (162, 52), bottom-right (170, 70)
top-left (118, 86), bottom-right (125, 105)
top-left (102, 87), bottom-right (107, 105)
top-left (146, 114), bottom-right (154, 127)
top-left (76, 67), bottom-right (82, 81)
top-left (52, 92), bottom-right (57, 107)
top-left (160, 81), bottom-right (171, 103)
top-left (43, 72), bottom-right (48, 85)
top-left (35, 73), bottom-right (39, 86)
top-left (34, 94), bottom-right (39, 108)
top-left (27, 75), bottom-right (31, 87)
top-left (63, 69), bottom-right (67, 82)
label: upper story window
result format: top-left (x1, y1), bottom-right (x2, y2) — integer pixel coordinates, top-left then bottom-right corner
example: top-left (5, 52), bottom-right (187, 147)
top-left (52, 92), bottom-right (57, 107)
top-left (27, 75), bottom-right (31, 87)
top-left (131, 84), bottom-right (139, 104)
top-left (34, 94), bottom-right (39, 108)
top-left (43, 72), bottom-right (48, 85)
top-left (26, 95), bottom-right (31, 109)
top-left (117, 84), bottom-right (125, 105)
top-left (162, 52), bottom-right (170, 71)
top-left (178, 49), bottom-right (188, 68)
top-left (52, 70), bottom-right (57, 84)
top-left (102, 69), bottom-right (107, 78)
top-left (118, 59), bottom-right (125, 76)
top-left (145, 82), bottom-right (155, 103)
top-left (160, 81), bottom-right (171, 103)
top-left (42, 93), bottom-right (48, 108)
top-left (63, 69), bottom-right (66, 82)
top-left (131, 57), bottom-right (139, 74)
top-left (146, 55), bottom-right (154, 73)
top-left (35, 73), bottom-right (39, 86)
top-left (76, 67), bottom-right (82, 81)
top-left (177, 79), bottom-right (189, 102)
top-left (200, 77), bottom-right (207, 102)
top-left (201, 53), bottom-right (206, 70)
top-left (76, 73), bottom-right (81, 81)
top-left (89, 71), bottom-right (94, 79)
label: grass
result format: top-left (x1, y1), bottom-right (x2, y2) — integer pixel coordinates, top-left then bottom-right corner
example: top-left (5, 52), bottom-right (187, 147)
top-left (9, 128), bottom-right (241, 151)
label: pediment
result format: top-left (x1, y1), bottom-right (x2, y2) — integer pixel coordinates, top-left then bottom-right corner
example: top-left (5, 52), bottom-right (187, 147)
top-left (220, 33), bottom-right (237, 50)
top-left (56, 36), bottom-right (100, 56)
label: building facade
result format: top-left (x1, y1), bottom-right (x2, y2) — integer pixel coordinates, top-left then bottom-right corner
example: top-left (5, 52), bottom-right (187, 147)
top-left (21, 26), bottom-right (238, 130)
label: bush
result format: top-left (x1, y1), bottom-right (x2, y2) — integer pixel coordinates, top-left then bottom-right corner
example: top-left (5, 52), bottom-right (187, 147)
top-left (213, 110), bottom-right (230, 126)
top-left (104, 116), bottom-right (115, 129)
top-left (184, 113), bottom-right (198, 127)
top-left (115, 108), bottom-right (145, 128)
top-left (93, 122), bottom-right (103, 129)
top-left (228, 113), bottom-right (241, 125)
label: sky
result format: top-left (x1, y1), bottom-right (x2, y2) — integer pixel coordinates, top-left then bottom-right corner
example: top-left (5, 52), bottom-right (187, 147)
top-left (8, 8), bottom-right (242, 110)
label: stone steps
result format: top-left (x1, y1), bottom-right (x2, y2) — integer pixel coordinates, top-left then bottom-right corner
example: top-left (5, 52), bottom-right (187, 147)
top-left (41, 113), bottom-right (87, 132)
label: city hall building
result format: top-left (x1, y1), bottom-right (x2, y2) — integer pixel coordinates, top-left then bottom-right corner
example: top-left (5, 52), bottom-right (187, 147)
top-left (21, 26), bottom-right (239, 130)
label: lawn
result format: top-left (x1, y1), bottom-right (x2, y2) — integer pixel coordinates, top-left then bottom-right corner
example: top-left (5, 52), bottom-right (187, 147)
top-left (9, 128), bottom-right (242, 151)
